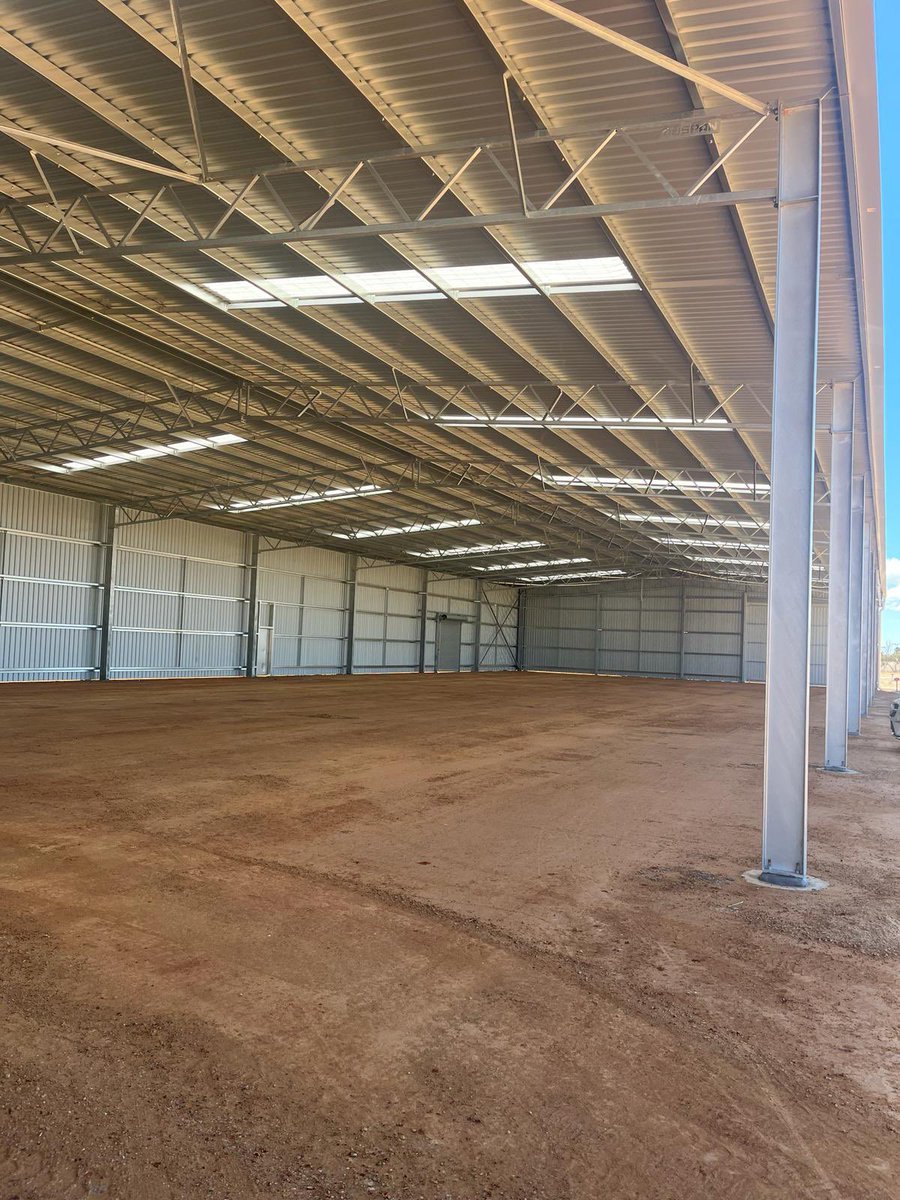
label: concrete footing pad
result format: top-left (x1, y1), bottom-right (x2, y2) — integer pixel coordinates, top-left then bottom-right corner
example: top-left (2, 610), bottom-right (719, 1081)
top-left (742, 869), bottom-right (828, 892)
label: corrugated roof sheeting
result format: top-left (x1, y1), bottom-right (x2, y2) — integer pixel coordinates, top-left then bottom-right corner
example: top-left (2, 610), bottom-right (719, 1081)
top-left (0, 0), bottom-right (880, 586)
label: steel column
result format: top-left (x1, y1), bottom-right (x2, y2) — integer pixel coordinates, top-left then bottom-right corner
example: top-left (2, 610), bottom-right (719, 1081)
top-left (473, 579), bottom-right (483, 673)
top-left (878, 585), bottom-right (883, 700)
top-left (244, 533), bottom-right (260, 678)
top-left (823, 383), bottom-right (854, 770)
top-left (859, 524), bottom-right (871, 718)
top-left (847, 477), bottom-right (865, 735)
top-left (344, 553), bottom-right (358, 675)
top-left (417, 569), bottom-right (428, 674)
top-left (869, 561), bottom-right (879, 703)
top-left (759, 101), bottom-right (822, 888)
top-left (594, 592), bottom-right (601, 675)
top-left (515, 588), bottom-right (527, 671)
top-left (97, 503), bottom-right (117, 681)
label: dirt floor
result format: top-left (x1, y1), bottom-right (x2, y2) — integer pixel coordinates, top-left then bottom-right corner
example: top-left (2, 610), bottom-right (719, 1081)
top-left (1, 672), bottom-right (898, 1200)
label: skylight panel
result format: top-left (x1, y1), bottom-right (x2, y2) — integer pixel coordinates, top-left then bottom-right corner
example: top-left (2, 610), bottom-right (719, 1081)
top-left (331, 518), bottom-right (480, 540)
top-left (473, 557), bottom-right (590, 572)
top-left (652, 537), bottom-right (768, 551)
top-left (516, 569), bottom-right (627, 582)
top-left (207, 280), bottom-right (272, 303)
top-left (340, 269), bottom-right (438, 300)
top-left (218, 483), bottom-right (391, 513)
top-left (620, 515), bottom-right (770, 531)
top-left (428, 263), bottom-right (528, 292)
top-left (33, 433), bottom-right (247, 475)
top-left (277, 276), bottom-right (352, 300)
top-left (689, 554), bottom-right (769, 565)
top-left (409, 539), bottom-right (545, 558)
top-left (523, 256), bottom-right (632, 286)
top-left (192, 256), bottom-right (638, 311)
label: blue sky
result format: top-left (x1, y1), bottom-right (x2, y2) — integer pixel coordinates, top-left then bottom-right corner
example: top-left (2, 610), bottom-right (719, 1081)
top-left (875, 1), bottom-right (899, 646)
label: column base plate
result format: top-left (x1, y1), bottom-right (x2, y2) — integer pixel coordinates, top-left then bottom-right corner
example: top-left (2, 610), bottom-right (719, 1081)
top-left (742, 869), bottom-right (828, 892)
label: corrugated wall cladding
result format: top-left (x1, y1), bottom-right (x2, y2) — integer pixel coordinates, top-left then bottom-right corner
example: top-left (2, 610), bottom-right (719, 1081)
top-left (0, 485), bottom-right (836, 688)
top-left (352, 561), bottom-right (424, 673)
top-left (0, 486), bottom-right (521, 682)
top-left (0, 483), bottom-right (104, 681)
top-left (110, 519), bottom-right (250, 679)
top-left (524, 580), bottom-right (828, 685)
top-left (743, 594), bottom-right (828, 688)
top-left (477, 583), bottom-right (518, 670)
top-left (256, 545), bottom-right (349, 675)
top-left (424, 573), bottom-right (478, 671)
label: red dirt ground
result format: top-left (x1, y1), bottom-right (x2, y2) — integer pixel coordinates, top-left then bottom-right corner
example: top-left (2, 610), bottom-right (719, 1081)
top-left (1, 672), bottom-right (898, 1199)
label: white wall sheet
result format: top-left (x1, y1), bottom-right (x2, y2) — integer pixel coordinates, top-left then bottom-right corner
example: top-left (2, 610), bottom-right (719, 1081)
top-left (0, 483), bottom-right (104, 681)
top-left (743, 587), bottom-right (828, 686)
top-left (352, 560), bottom-right (424, 673)
top-left (256, 544), bottom-right (350, 675)
top-left (110, 517), bottom-right (249, 678)
top-left (524, 578), bottom-right (829, 685)
top-left (0, 486), bottom-right (831, 689)
top-left (424, 573), bottom-right (477, 671)
top-left (477, 583), bottom-right (519, 670)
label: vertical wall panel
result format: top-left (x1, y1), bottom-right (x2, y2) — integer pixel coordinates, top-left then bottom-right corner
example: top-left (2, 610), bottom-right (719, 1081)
top-left (0, 486), bottom-right (834, 690)
top-left (0, 483), bottom-right (104, 680)
top-left (353, 561), bottom-right (424, 673)
top-left (425, 573), bottom-right (477, 670)
top-left (524, 578), bottom-right (829, 686)
top-left (478, 584), bottom-right (519, 670)
top-left (256, 544), bottom-right (349, 675)
top-left (682, 587), bottom-right (743, 680)
top-left (109, 517), bottom-right (248, 678)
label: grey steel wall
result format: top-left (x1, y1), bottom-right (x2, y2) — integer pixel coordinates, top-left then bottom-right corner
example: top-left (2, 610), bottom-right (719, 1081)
top-left (1, 482), bottom-right (833, 688)
top-left (524, 579), bottom-right (829, 684)
top-left (0, 482), bottom-right (105, 681)
top-left (421, 576), bottom-right (519, 671)
top-left (476, 582), bottom-right (518, 670)
top-left (111, 516), bottom-right (248, 678)
top-left (744, 594), bottom-right (828, 686)
top-left (424, 573), bottom-right (478, 670)
top-left (0, 481), bottom-right (517, 683)
top-left (352, 561), bottom-right (424, 673)
top-left (256, 544), bottom-right (349, 675)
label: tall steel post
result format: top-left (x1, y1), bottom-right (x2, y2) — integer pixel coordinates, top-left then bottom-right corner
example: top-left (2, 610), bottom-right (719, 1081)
top-left (417, 568), bottom-right (429, 673)
top-left (344, 553), bottom-right (358, 675)
top-left (870, 557), bottom-right (878, 700)
top-left (97, 504), bottom-right (118, 681)
top-left (847, 478), bottom-right (865, 735)
top-left (877, 602), bottom-right (883, 692)
top-left (515, 587), bottom-right (527, 670)
top-left (473, 579), bottom-right (483, 673)
top-left (823, 383), bottom-right (854, 770)
top-left (244, 533), bottom-right (260, 678)
top-left (859, 525), bottom-right (871, 718)
top-left (759, 100), bottom-right (822, 888)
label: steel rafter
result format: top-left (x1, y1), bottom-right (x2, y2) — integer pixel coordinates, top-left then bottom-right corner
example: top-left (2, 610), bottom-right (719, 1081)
top-left (0, 11), bottom-right (775, 548)
top-left (0, 4), bottom-right (806, 573)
